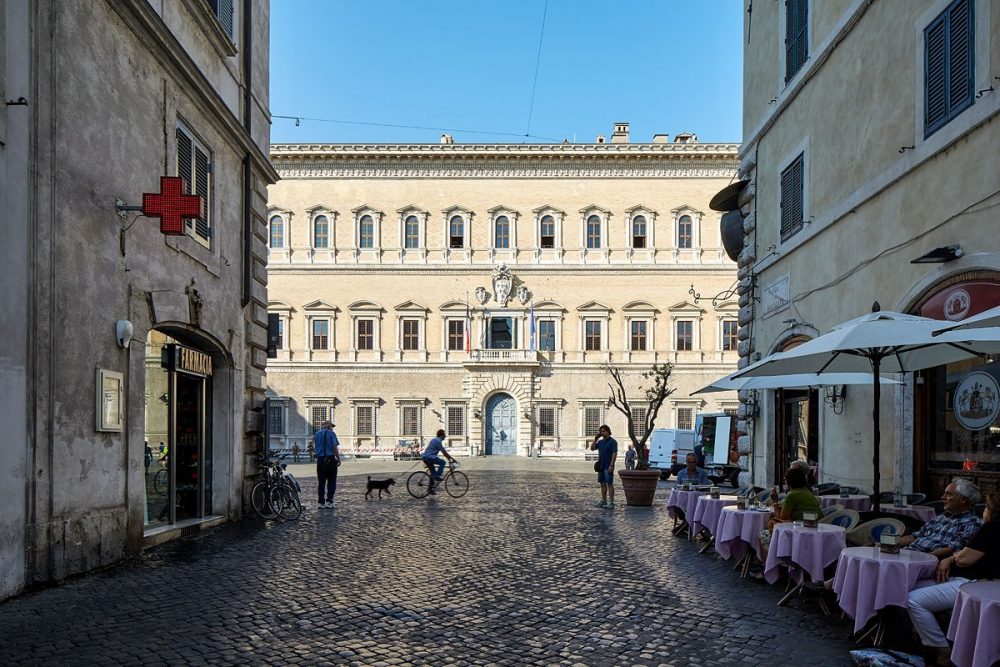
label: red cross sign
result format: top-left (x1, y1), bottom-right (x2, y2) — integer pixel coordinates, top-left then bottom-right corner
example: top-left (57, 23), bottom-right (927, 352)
top-left (142, 176), bottom-right (204, 235)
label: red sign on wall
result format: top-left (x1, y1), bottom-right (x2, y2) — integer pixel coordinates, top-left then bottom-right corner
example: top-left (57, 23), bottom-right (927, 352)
top-left (919, 280), bottom-right (1000, 322)
top-left (142, 176), bottom-right (204, 236)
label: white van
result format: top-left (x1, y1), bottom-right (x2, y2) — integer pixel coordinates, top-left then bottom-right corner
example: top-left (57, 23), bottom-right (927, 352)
top-left (647, 428), bottom-right (695, 480)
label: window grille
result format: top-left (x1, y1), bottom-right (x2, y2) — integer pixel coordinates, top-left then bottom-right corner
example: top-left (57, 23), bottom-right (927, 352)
top-left (584, 407), bottom-right (602, 437)
top-left (268, 404), bottom-right (285, 435)
top-left (356, 406), bottom-right (374, 436)
top-left (447, 406), bottom-right (465, 436)
top-left (539, 407), bottom-right (556, 437)
top-left (310, 406), bottom-right (329, 432)
top-left (677, 407), bottom-right (693, 430)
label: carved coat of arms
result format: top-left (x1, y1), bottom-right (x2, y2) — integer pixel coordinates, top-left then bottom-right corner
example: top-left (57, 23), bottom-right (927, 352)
top-left (492, 264), bottom-right (513, 307)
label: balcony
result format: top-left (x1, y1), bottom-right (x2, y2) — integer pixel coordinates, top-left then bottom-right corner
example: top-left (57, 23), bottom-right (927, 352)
top-left (463, 349), bottom-right (542, 367)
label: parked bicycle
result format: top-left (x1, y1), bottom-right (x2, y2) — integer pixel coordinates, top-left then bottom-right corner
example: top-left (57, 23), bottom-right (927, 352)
top-left (407, 460), bottom-right (469, 498)
top-left (250, 452), bottom-right (302, 520)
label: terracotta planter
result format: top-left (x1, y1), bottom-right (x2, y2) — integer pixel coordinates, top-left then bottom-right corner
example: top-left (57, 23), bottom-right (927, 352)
top-left (617, 469), bottom-right (661, 506)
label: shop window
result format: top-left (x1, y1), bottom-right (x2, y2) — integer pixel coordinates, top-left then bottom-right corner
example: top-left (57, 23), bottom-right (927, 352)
top-left (313, 215), bottom-right (329, 249)
top-left (722, 320), bottom-right (739, 351)
top-left (586, 215), bottom-right (602, 249)
top-left (632, 215), bottom-right (647, 249)
top-left (404, 215), bottom-right (420, 249)
top-left (538, 320), bottom-right (556, 351)
top-left (447, 406), bottom-right (465, 436)
top-left (311, 319), bottom-right (330, 350)
top-left (402, 319), bottom-right (420, 350)
top-left (356, 319), bottom-right (374, 351)
top-left (494, 215), bottom-right (510, 249)
top-left (539, 407), bottom-right (556, 437)
top-left (176, 122), bottom-right (212, 247)
top-left (585, 320), bottom-right (602, 351)
top-left (925, 0), bottom-right (975, 138)
top-left (677, 215), bottom-right (692, 249)
top-left (448, 320), bottom-right (465, 351)
top-left (630, 321), bottom-right (648, 351)
top-left (540, 215), bottom-right (556, 248)
top-left (675, 320), bottom-right (693, 351)
top-left (677, 407), bottom-right (693, 430)
top-left (449, 215), bottom-right (465, 249)
top-left (785, 0), bottom-right (808, 83)
top-left (269, 215), bottom-right (284, 248)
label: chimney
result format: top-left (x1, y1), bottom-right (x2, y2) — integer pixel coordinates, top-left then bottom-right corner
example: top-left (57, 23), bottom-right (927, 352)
top-left (652, 134), bottom-right (670, 144)
top-left (440, 134), bottom-right (454, 144)
top-left (596, 135), bottom-right (606, 144)
top-left (674, 132), bottom-right (698, 144)
top-left (611, 122), bottom-right (630, 144)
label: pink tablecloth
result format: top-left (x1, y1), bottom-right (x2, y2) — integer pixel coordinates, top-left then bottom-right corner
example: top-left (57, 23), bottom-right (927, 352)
top-left (763, 522), bottom-right (846, 584)
top-left (691, 496), bottom-right (737, 537)
top-left (948, 581), bottom-right (1000, 667)
top-left (832, 546), bottom-right (938, 634)
top-left (667, 489), bottom-right (708, 521)
top-left (877, 504), bottom-right (937, 522)
top-left (715, 506), bottom-right (771, 561)
top-left (820, 495), bottom-right (870, 511)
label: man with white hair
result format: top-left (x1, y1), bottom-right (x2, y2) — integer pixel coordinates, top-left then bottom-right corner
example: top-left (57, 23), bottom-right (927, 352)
top-left (899, 478), bottom-right (982, 558)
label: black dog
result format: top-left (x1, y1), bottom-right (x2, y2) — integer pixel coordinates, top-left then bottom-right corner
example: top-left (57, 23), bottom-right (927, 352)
top-left (365, 476), bottom-right (396, 500)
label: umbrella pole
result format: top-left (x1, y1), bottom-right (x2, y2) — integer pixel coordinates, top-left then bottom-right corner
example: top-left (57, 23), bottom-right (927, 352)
top-left (871, 356), bottom-right (881, 508)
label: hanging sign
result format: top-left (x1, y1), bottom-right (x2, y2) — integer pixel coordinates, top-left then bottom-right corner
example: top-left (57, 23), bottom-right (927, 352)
top-left (953, 370), bottom-right (1000, 431)
top-left (162, 343), bottom-right (213, 377)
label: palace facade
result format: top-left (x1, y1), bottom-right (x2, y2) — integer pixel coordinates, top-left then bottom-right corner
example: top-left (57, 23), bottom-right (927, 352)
top-left (266, 126), bottom-right (741, 458)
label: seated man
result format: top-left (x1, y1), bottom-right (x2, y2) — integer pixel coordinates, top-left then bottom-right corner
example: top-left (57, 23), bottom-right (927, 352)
top-left (899, 479), bottom-right (982, 558)
top-left (421, 429), bottom-right (456, 494)
top-left (907, 489), bottom-right (998, 667)
top-left (676, 452), bottom-right (711, 486)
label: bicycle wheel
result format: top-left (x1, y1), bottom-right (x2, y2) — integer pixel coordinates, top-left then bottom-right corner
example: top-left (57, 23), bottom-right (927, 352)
top-left (407, 471), bottom-right (432, 498)
top-left (444, 471), bottom-right (469, 498)
top-left (251, 481), bottom-right (278, 519)
top-left (153, 469), bottom-right (168, 495)
top-left (269, 484), bottom-right (302, 521)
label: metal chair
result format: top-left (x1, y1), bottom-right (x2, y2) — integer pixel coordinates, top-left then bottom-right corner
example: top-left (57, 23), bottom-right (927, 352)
top-left (840, 485), bottom-right (861, 494)
top-left (819, 508), bottom-right (860, 530)
top-left (846, 518), bottom-right (906, 547)
top-left (878, 491), bottom-right (897, 505)
top-left (821, 503), bottom-right (845, 517)
top-left (815, 482), bottom-right (840, 496)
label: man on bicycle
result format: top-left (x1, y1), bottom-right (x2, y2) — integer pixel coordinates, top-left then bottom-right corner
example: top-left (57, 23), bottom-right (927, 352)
top-left (422, 429), bottom-right (456, 494)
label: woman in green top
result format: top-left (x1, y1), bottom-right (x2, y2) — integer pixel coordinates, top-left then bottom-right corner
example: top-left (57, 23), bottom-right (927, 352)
top-left (755, 466), bottom-right (821, 569)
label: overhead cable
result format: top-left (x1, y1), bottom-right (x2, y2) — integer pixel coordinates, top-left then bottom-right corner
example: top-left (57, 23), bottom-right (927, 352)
top-left (272, 114), bottom-right (562, 143)
top-left (525, 0), bottom-right (550, 137)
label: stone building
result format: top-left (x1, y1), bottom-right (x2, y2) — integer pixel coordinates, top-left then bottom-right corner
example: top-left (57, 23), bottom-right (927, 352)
top-left (266, 127), bottom-right (740, 458)
top-left (0, 0), bottom-right (276, 599)
top-left (732, 0), bottom-right (1000, 496)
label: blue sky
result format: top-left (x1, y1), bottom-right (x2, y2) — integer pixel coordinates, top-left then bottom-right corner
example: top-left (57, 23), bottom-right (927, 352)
top-left (270, 1), bottom-right (744, 144)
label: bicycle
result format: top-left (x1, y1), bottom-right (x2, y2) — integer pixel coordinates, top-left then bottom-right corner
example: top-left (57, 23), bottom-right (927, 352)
top-left (407, 460), bottom-right (469, 498)
top-left (250, 452), bottom-right (302, 520)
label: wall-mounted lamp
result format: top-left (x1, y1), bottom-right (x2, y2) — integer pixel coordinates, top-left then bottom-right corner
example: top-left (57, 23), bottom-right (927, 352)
top-left (473, 409), bottom-right (482, 420)
top-left (824, 385), bottom-right (847, 414)
top-left (911, 244), bottom-right (963, 264)
top-left (744, 390), bottom-right (760, 421)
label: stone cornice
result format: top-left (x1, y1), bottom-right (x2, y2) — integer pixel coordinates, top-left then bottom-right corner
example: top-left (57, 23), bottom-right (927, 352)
top-left (271, 142), bottom-right (740, 158)
top-left (267, 264), bottom-right (738, 277)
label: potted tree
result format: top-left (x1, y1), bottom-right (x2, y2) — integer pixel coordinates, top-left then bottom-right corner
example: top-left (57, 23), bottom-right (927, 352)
top-left (606, 362), bottom-right (676, 506)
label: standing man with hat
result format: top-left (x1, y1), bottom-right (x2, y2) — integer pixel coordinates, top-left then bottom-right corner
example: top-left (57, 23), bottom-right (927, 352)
top-left (314, 421), bottom-right (341, 508)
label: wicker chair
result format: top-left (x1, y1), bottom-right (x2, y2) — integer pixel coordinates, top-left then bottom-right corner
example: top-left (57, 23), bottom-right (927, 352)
top-left (819, 508), bottom-right (860, 530)
top-left (846, 518), bottom-right (906, 546)
top-left (815, 483), bottom-right (840, 496)
top-left (821, 503), bottom-right (845, 517)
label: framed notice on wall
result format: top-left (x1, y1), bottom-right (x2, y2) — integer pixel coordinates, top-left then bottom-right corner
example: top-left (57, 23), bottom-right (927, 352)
top-left (96, 368), bottom-right (124, 432)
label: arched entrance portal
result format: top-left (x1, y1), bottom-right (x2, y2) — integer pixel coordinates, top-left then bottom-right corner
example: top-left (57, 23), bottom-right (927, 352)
top-left (485, 393), bottom-right (517, 456)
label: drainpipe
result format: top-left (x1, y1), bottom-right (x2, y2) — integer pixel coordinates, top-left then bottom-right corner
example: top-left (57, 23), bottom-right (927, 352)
top-left (241, 0), bottom-right (253, 308)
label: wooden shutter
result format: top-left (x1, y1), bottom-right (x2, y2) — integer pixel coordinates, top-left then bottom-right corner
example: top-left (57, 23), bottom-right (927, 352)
top-left (925, 15), bottom-right (948, 132)
top-left (194, 147), bottom-right (210, 242)
top-left (176, 126), bottom-right (193, 193)
top-left (925, 0), bottom-right (975, 138)
top-left (208, 0), bottom-right (235, 41)
top-left (780, 154), bottom-right (804, 241)
top-left (785, 0), bottom-right (808, 83)
top-left (948, 0), bottom-right (973, 116)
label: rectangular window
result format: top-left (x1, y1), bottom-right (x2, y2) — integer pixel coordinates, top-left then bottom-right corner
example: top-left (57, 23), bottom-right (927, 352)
top-left (404, 217), bottom-right (420, 249)
top-left (356, 406), bottom-right (374, 436)
top-left (275, 318), bottom-right (284, 350)
top-left (677, 216), bottom-right (693, 249)
top-left (584, 407), bottom-right (602, 437)
top-left (268, 403), bottom-right (285, 435)
top-left (538, 320), bottom-right (556, 351)
top-left (357, 319), bottom-right (374, 351)
top-left (539, 407), bottom-right (556, 437)
top-left (540, 216), bottom-right (556, 248)
top-left (585, 320), bottom-right (602, 351)
top-left (359, 217), bottom-right (374, 249)
top-left (176, 123), bottom-right (211, 247)
top-left (312, 319), bottom-right (329, 350)
top-left (925, 0), bottom-right (975, 138)
top-left (677, 407), bottom-right (693, 430)
top-left (586, 217), bottom-right (601, 249)
top-left (447, 406), bottom-right (465, 437)
top-left (630, 320), bottom-right (648, 351)
top-left (780, 153), bottom-right (805, 242)
top-left (449, 216), bottom-right (464, 249)
top-left (494, 217), bottom-right (510, 249)
top-left (675, 320), bottom-right (693, 351)
top-left (785, 0), bottom-right (808, 83)
top-left (402, 319), bottom-right (420, 350)
top-left (722, 320), bottom-right (739, 351)
top-left (632, 217), bottom-right (647, 249)
top-left (310, 405), bottom-right (328, 433)
top-left (447, 320), bottom-right (465, 351)
top-left (631, 407), bottom-right (647, 440)
top-left (401, 406), bottom-right (420, 437)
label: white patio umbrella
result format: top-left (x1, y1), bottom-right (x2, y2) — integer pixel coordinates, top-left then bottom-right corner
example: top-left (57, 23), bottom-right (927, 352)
top-left (691, 371), bottom-right (901, 395)
top-left (733, 305), bottom-right (1000, 502)
top-left (933, 304), bottom-right (1000, 336)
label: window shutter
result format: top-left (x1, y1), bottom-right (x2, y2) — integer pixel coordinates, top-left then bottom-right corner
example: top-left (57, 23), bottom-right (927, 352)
top-left (176, 126), bottom-right (193, 192)
top-left (780, 154), bottom-right (804, 241)
top-left (925, 16), bottom-right (948, 132)
top-left (785, 0), bottom-right (808, 83)
top-left (194, 147), bottom-right (211, 241)
top-left (925, 0), bottom-right (975, 137)
top-left (948, 0), bottom-right (973, 115)
top-left (208, 0), bottom-right (235, 41)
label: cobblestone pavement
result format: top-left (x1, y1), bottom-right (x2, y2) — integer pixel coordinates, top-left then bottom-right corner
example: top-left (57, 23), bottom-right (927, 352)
top-left (0, 466), bottom-right (859, 666)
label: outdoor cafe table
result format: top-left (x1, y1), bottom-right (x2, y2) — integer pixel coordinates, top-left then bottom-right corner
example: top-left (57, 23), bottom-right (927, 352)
top-left (691, 495), bottom-right (737, 538)
top-left (820, 495), bottom-right (870, 511)
top-left (876, 504), bottom-right (937, 522)
top-left (832, 546), bottom-right (938, 635)
top-left (947, 581), bottom-right (1000, 667)
top-left (763, 522), bottom-right (846, 585)
top-left (715, 506), bottom-right (771, 562)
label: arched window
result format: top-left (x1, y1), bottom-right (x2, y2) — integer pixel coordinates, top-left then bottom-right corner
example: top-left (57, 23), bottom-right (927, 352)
top-left (494, 215), bottom-right (510, 249)
top-left (677, 215), bottom-right (692, 249)
top-left (269, 215), bottom-right (284, 248)
top-left (313, 215), bottom-right (329, 249)
top-left (632, 215), bottom-right (647, 249)
top-left (404, 215), bottom-right (420, 249)
top-left (540, 215), bottom-right (555, 248)
top-left (586, 215), bottom-right (602, 249)
top-left (359, 214), bottom-right (374, 249)
top-left (449, 215), bottom-right (464, 248)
